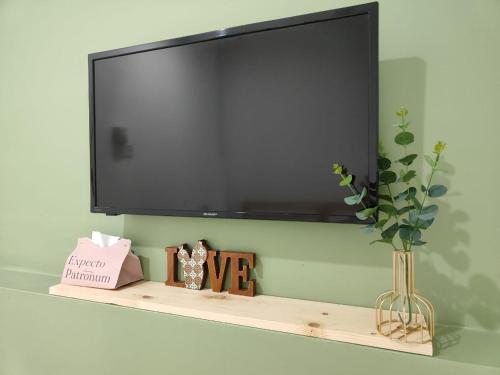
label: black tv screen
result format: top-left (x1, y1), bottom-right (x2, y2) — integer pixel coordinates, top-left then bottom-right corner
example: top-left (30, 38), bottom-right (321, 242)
top-left (89, 2), bottom-right (378, 223)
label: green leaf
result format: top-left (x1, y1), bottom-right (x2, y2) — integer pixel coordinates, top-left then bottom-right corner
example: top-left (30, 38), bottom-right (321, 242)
top-left (359, 187), bottom-right (367, 201)
top-left (424, 155), bottom-right (436, 168)
top-left (344, 195), bottom-right (358, 205)
top-left (421, 185), bottom-right (427, 192)
top-left (378, 194), bottom-right (393, 202)
top-left (428, 184), bottom-right (447, 197)
top-left (378, 157), bottom-right (391, 171)
top-left (344, 187), bottom-right (367, 205)
top-left (378, 204), bottom-right (398, 217)
top-left (398, 206), bottom-right (415, 215)
top-left (380, 171), bottom-right (397, 184)
top-left (375, 218), bottom-right (388, 229)
top-left (395, 131), bottom-right (414, 146)
top-left (419, 205), bottom-right (439, 221)
top-left (356, 206), bottom-right (378, 220)
top-left (403, 216), bottom-right (432, 231)
top-left (408, 210), bottom-right (420, 225)
top-left (411, 240), bottom-right (427, 246)
top-left (356, 212), bottom-right (367, 221)
top-left (394, 187), bottom-right (417, 202)
top-left (397, 154), bottom-right (418, 166)
top-left (339, 174), bottom-right (353, 186)
top-left (399, 225), bottom-right (422, 243)
top-left (408, 210), bottom-right (432, 227)
top-left (360, 224), bottom-right (375, 234)
top-left (411, 230), bottom-right (422, 243)
top-left (417, 218), bottom-right (434, 229)
top-left (399, 225), bottom-right (416, 241)
top-left (381, 222), bottom-right (399, 240)
top-left (401, 170), bottom-right (417, 183)
top-left (411, 228), bottom-right (422, 242)
top-left (401, 218), bottom-right (431, 234)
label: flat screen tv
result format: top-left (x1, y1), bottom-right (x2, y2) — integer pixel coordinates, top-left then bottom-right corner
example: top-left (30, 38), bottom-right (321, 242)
top-left (89, 2), bottom-right (378, 223)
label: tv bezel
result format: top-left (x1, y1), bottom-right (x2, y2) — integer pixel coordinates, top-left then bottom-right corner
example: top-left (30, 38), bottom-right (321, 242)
top-left (88, 2), bottom-right (378, 223)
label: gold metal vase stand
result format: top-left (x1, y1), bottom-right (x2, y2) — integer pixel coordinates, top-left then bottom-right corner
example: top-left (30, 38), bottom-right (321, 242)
top-left (375, 250), bottom-right (435, 344)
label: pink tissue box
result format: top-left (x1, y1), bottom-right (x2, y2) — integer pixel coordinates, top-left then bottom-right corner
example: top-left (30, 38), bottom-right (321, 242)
top-left (61, 238), bottom-right (144, 289)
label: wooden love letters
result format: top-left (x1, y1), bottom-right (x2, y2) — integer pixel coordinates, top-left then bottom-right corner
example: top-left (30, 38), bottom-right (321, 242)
top-left (166, 240), bottom-right (256, 297)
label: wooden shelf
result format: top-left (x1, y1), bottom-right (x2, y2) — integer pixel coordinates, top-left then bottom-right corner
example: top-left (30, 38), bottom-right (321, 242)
top-left (49, 281), bottom-right (432, 356)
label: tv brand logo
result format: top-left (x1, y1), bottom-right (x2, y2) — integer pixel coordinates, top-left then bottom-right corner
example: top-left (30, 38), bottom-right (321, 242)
top-left (203, 212), bottom-right (218, 216)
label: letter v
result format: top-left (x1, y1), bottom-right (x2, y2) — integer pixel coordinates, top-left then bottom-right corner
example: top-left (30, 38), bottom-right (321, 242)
top-left (207, 250), bottom-right (229, 293)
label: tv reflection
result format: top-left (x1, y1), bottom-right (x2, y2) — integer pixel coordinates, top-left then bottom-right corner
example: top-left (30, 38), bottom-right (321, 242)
top-left (111, 126), bottom-right (133, 161)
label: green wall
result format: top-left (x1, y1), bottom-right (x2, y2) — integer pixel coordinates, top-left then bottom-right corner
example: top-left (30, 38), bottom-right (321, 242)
top-left (1, 0), bottom-right (500, 335)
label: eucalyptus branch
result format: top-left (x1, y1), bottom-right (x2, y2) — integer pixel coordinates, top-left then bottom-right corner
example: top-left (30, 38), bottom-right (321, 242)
top-left (407, 148), bottom-right (443, 251)
top-left (333, 165), bottom-right (380, 223)
top-left (380, 168), bottom-right (401, 251)
top-left (385, 182), bottom-right (401, 226)
top-left (339, 172), bottom-right (368, 210)
top-left (332, 107), bottom-right (448, 253)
